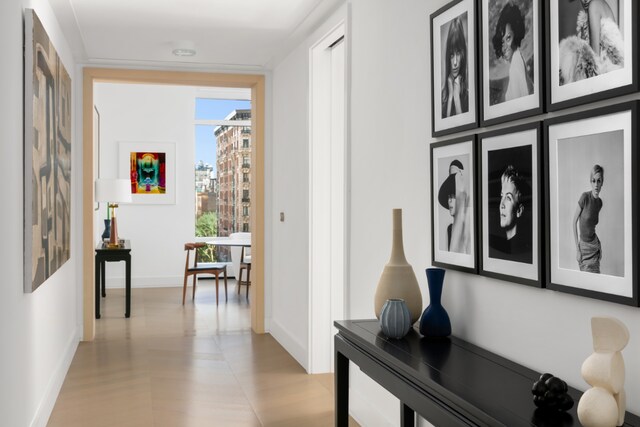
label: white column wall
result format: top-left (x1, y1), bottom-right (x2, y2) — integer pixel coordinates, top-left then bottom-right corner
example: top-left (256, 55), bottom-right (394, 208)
top-left (94, 83), bottom-right (196, 287)
top-left (270, 5), bottom-right (348, 369)
top-left (0, 0), bottom-right (81, 426)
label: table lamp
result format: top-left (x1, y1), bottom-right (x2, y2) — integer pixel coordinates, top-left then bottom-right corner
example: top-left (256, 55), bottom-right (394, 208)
top-left (95, 179), bottom-right (132, 247)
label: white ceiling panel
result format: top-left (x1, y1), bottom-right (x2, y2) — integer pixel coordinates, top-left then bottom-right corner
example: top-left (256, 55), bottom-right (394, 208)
top-left (49, 0), bottom-right (342, 68)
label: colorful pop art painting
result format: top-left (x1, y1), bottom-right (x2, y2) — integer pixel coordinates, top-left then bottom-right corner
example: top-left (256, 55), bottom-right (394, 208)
top-left (119, 142), bottom-right (176, 204)
top-left (130, 152), bottom-right (166, 194)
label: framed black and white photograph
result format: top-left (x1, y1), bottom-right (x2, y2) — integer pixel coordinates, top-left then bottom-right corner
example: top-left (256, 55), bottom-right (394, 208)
top-left (547, 0), bottom-right (637, 111)
top-left (431, 136), bottom-right (477, 273)
top-left (479, 123), bottom-right (542, 287)
top-left (545, 102), bottom-right (638, 306)
top-left (431, 0), bottom-right (478, 137)
top-left (480, 0), bottom-right (543, 126)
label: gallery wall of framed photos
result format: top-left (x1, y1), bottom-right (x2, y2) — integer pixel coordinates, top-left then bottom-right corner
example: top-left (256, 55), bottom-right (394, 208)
top-left (429, 0), bottom-right (639, 306)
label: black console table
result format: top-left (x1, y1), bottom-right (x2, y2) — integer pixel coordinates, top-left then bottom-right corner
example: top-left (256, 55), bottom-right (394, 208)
top-left (335, 319), bottom-right (639, 427)
top-left (95, 240), bottom-right (131, 319)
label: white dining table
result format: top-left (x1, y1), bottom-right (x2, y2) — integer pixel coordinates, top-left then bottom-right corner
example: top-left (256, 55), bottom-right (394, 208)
top-left (205, 236), bottom-right (251, 248)
top-left (206, 237), bottom-right (251, 279)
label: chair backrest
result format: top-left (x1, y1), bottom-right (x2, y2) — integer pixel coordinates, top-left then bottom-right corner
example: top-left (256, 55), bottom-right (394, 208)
top-left (240, 245), bottom-right (251, 263)
top-left (184, 242), bottom-right (205, 270)
top-left (229, 233), bottom-right (251, 273)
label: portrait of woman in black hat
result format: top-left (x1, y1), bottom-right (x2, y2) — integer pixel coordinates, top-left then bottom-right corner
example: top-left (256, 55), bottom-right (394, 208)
top-left (438, 159), bottom-right (471, 254)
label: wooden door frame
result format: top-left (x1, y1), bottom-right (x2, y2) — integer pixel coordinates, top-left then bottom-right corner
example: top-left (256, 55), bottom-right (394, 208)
top-left (82, 67), bottom-right (265, 340)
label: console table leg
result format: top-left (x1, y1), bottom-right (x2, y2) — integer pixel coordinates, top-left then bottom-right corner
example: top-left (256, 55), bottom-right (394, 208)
top-left (94, 257), bottom-right (101, 319)
top-left (100, 260), bottom-right (106, 297)
top-left (401, 403), bottom-right (415, 427)
top-left (336, 350), bottom-right (349, 427)
top-left (125, 256), bottom-right (131, 318)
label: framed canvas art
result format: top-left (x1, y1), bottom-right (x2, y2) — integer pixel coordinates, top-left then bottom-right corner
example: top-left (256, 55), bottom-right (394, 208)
top-left (24, 9), bottom-right (72, 293)
top-left (431, 0), bottom-right (478, 137)
top-left (431, 136), bottom-right (477, 273)
top-left (545, 102), bottom-right (638, 306)
top-left (480, 0), bottom-right (543, 126)
top-left (546, 0), bottom-right (637, 111)
top-left (119, 142), bottom-right (176, 204)
top-left (479, 123), bottom-right (542, 287)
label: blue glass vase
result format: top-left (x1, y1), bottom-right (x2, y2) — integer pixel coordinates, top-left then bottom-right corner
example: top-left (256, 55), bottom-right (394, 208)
top-left (419, 268), bottom-right (451, 337)
top-left (101, 219), bottom-right (111, 240)
top-left (380, 299), bottom-right (412, 339)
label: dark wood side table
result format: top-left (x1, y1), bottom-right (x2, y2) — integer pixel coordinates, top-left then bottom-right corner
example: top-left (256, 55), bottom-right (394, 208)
top-left (335, 319), bottom-right (640, 427)
top-left (95, 240), bottom-right (131, 319)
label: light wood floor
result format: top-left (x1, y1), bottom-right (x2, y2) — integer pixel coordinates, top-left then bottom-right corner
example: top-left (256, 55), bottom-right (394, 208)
top-left (48, 280), bottom-right (359, 427)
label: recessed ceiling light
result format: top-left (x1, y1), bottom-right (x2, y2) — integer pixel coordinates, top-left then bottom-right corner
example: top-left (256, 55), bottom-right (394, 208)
top-left (171, 41), bottom-right (196, 57)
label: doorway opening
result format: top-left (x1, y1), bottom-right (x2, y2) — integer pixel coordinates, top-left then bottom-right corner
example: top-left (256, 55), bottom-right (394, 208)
top-left (82, 68), bottom-right (265, 341)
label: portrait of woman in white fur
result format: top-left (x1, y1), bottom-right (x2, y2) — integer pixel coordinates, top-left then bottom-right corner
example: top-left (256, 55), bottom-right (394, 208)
top-left (558, 0), bottom-right (624, 85)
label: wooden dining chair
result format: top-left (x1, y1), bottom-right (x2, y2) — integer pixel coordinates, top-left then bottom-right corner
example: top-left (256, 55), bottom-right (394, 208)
top-left (183, 243), bottom-right (227, 305)
top-left (237, 246), bottom-right (251, 299)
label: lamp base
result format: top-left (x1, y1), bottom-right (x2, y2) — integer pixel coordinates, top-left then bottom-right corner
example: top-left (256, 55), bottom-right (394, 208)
top-left (109, 216), bottom-right (119, 246)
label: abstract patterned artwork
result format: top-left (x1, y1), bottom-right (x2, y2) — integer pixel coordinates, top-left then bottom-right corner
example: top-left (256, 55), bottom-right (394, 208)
top-left (24, 9), bottom-right (72, 292)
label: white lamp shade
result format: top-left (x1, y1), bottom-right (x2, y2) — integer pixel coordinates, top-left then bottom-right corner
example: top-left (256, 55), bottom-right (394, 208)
top-left (95, 179), bottom-right (132, 203)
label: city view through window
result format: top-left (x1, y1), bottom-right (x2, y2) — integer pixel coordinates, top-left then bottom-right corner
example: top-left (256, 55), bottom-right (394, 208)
top-left (195, 98), bottom-right (251, 262)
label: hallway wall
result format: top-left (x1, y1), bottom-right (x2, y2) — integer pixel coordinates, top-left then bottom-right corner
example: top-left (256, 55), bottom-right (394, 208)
top-left (347, 0), bottom-right (640, 425)
top-left (0, 0), bottom-right (81, 426)
top-left (274, 0), bottom-right (640, 425)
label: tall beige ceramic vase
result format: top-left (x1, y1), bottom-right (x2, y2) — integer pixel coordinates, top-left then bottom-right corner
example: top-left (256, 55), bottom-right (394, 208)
top-left (374, 209), bottom-right (423, 324)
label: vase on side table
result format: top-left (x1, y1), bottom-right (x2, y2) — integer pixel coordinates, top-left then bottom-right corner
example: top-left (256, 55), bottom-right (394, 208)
top-left (419, 267), bottom-right (451, 337)
top-left (374, 208), bottom-right (422, 324)
top-left (101, 219), bottom-right (111, 240)
top-left (380, 299), bottom-right (412, 339)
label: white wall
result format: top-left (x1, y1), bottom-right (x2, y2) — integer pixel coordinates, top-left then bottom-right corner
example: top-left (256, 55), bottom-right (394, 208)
top-left (270, 4), bottom-right (348, 370)
top-left (94, 83), bottom-right (196, 287)
top-left (0, 0), bottom-right (81, 426)
top-left (346, 0), bottom-right (640, 425)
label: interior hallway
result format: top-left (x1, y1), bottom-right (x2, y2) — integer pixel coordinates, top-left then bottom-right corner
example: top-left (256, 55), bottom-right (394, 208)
top-left (47, 280), bottom-right (358, 426)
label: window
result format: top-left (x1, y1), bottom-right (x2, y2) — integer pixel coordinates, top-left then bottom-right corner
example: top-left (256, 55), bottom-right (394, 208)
top-left (194, 96), bottom-right (252, 261)
top-left (242, 190), bottom-right (249, 202)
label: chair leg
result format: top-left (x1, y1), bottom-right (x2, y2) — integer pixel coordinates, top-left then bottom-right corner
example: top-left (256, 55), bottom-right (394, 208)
top-left (182, 274), bottom-right (188, 305)
top-left (215, 274), bottom-right (219, 306)
top-left (224, 269), bottom-right (228, 302)
top-left (237, 266), bottom-right (243, 294)
top-left (192, 274), bottom-right (197, 301)
top-left (246, 266), bottom-right (251, 300)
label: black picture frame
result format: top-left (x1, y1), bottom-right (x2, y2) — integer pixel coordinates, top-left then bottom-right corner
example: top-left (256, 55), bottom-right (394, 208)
top-left (479, 0), bottom-right (544, 126)
top-left (544, 102), bottom-right (638, 306)
top-left (430, 0), bottom-right (478, 137)
top-left (478, 122), bottom-right (543, 287)
top-left (431, 135), bottom-right (478, 274)
top-left (546, 0), bottom-right (637, 111)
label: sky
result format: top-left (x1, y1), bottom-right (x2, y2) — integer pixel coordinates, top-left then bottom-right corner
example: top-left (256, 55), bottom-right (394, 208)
top-left (194, 98), bottom-right (251, 168)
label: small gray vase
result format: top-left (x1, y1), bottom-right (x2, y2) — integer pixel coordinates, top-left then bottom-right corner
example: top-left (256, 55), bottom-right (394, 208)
top-left (380, 299), bottom-right (412, 339)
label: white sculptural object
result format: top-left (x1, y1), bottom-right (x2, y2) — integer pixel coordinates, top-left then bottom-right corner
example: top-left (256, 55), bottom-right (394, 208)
top-left (577, 316), bottom-right (629, 427)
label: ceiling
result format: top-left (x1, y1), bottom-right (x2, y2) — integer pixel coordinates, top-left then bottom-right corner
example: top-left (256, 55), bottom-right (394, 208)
top-left (48, 0), bottom-right (342, 70)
